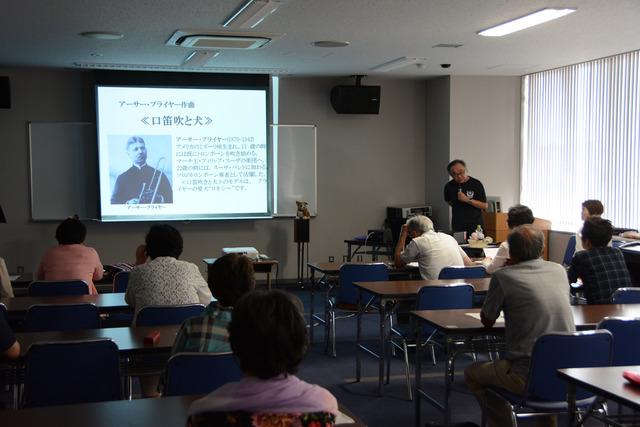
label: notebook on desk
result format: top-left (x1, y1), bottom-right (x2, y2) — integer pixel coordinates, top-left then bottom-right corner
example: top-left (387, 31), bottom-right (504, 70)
top-left (483, 247), bottom-right (500, 259)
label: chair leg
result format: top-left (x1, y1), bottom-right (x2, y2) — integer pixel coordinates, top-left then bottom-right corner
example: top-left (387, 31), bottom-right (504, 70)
top-left (330, 309), bottom-right (336, 358)
top-left (403, 340), bottom-right (412, 401)
top-left (430, 343), bottom-right (437, 366)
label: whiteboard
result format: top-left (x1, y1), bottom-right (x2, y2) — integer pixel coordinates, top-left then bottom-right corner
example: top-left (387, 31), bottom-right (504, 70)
top-left (28, 122), bottom-right (317, 220)
top-left (28, 122), bottom-right (98, 221)
top-left (273, 125), bottom-right (317, 217)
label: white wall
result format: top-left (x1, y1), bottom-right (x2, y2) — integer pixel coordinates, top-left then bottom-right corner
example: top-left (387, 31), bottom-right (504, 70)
top-left (449, 76), bottom-right (521, 213)
top-left (0, 69), bottom-right (428, 279)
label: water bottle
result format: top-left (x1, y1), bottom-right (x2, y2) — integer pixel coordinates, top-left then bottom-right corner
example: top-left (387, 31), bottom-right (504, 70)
top-left (475, 225), bottom-right (484, 240)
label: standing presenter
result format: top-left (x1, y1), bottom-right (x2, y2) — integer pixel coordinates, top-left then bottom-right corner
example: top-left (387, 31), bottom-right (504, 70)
top-left (443, 159), bottom-right (488, 237)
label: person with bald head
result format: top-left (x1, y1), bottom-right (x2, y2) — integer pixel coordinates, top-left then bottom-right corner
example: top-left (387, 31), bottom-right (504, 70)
top-left (464, 225), bottom-right (574, 427)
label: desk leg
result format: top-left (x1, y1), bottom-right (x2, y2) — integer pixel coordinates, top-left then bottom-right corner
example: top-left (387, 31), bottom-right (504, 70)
top-left (443, 339), bottom-right (455, 427)
top-left (415, 321), bottom-right (423, 427)
top-left (356, 288), bottom-right (362, 382)
top-left (567, 382), bottom-right (576, 427)
top-left (309, 269), bottom-right (316, 344)
top-left (266, 272), bottom-right (272, 292)
top-left (378, 298), bottom-right (386, 395)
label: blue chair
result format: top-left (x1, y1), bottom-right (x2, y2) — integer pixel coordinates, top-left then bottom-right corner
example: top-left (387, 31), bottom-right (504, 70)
top-left (612, 288), bottom-right (640, 304)
top-left (327, 263), bottom-right (389, 357)
top-left (112, 271), bottom-right (130, 293)
top-left (391, 284), bottom-right (474, 400)
top-left (28, 280), bottom-right (89, 296)
top-left (23, 339), bottom-right (123, 407)
top-left (597, 317), bottom-right (640, 366)
top-left (486, 330), bottom-right (612, 426)
top-left (563, 235), bottom-right (577, 266)
top-left (438, 266), bottom-right (488, 280)
top-left (164, 352), bottom-right (242, 397)
top-left (25, 303), bottom-right (101, 332)
top-left (134, 304), bottom-right (205, 326)
top-left (0, 303), bottom-right (6, 319)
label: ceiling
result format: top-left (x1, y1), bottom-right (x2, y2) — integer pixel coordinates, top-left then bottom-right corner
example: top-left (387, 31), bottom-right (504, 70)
top-left (2, 0), bottom-right (640, 78)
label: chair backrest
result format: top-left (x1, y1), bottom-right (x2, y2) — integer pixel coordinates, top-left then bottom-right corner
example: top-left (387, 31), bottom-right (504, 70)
top-left (112, 271), bottom-right (130, 293)
top-left (188, 411), bottom-right (336, 427)
top-left (612, 288), bottom-right (640, 304)
top-left (25, 303), bottom-right (101, 332)
top-left (337, 263), bottom-right (389, 306)
top-left (563, 235), bottom-right (577, 266)
top-left (28, 280), bottom-right (89, 296)
top-left (597, 317), bottom-right (640, 366)
top-left (23, 339), bottom-right (123, 407)
top-left (416, 284), bottom-right (474, 310)
top-left (526, 330), bottom-right (612, 402)
top-left (438, 266), bottom-right (488, 280)
top-left (0, 303), bottom-right (6, 319)
top-left (164, 352), bottom-right (242, 397)
top-left (135, 304), bottom-right (205, 326)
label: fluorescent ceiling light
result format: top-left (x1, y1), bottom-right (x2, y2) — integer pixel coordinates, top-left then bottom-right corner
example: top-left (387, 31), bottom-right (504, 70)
top-left (370, 56), bottom-right (426, 72)
top-left (223, 0), bottom-right (283, 29)
top-left (478, 8), bottom-right (576, 37)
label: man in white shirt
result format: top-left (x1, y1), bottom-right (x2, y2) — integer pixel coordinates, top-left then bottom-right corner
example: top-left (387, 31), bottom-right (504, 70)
top-left (394, 215), bottom-right (473, 279)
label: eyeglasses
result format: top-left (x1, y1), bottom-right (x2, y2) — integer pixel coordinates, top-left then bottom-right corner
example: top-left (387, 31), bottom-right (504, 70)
top-left (450, 170), bottom-right (466, 177)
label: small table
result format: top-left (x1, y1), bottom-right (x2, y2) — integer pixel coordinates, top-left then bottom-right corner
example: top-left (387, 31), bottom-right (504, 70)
top-left (558, 366), bottom-right (640, 426)
top-left (344, 239), bottom-right (393, 262)
top-left (354, 279), bottom-right (490, 396)
top-left (202, 258), bottom-right (278, 291)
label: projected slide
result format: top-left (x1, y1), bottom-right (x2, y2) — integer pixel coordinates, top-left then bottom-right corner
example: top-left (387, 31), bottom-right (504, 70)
top-left (96, 86), bottom-right (269, 221)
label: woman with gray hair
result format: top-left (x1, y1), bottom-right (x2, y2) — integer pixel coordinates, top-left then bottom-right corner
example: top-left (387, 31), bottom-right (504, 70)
top-left (394, 215), bottom-right (473, 279)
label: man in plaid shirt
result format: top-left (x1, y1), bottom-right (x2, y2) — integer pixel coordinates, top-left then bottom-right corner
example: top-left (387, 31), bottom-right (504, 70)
top-left (171, 253), bottom-right (256, 354)
top-left (568, 217), bottom-right (631, 304)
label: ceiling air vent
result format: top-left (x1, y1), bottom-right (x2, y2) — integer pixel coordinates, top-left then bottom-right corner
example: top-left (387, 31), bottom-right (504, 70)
top-left (167, 29), bottom-right (281, 50)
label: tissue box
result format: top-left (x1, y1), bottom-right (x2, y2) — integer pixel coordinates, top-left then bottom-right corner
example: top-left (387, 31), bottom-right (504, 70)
top-left (221, 247), bottom-right (259, 260)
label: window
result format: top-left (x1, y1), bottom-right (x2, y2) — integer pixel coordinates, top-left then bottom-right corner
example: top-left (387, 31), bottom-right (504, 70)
top-left (521, 50), bottom-right (640, 232)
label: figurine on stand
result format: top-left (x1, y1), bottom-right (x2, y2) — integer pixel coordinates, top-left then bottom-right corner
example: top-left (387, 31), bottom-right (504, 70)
top-left (296, 201), bottom-right (310, 219)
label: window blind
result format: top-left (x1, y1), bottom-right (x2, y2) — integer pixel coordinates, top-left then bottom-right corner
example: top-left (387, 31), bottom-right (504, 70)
top-left (521, 50), bottom-right (640, 232)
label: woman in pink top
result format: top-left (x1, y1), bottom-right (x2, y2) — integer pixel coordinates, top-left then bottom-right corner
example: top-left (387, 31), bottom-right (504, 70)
top-left (37, 217), bottom-right (103, 295)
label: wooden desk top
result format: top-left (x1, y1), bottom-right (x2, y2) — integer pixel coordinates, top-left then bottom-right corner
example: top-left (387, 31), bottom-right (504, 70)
top-left (0, 394), bottom-right (365, 427)
top-left (14, 324), bottom-right (179, 357)
top-left (558, 366), bottom-right (640, 411)
top-left (411, 304), bottom-right (640, 334)
top-left (1, 293), bottom-right (128, 315)
top-left (307, 261), bottom-right (418, 276)
top-left (353, 278), bottom-right (491, 297)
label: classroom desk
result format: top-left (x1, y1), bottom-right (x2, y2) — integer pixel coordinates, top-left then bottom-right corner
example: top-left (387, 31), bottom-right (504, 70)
top-left (411, 304), bottom-right (640, 427)
top-left (0, 394), bottom-right (366, 427)
top-left (353, 279), bottom-right (491, 396)
top-left (203, 258), bottom-right (279, 291)
top-left (558, 366), bottom-right (640, 426)
top-left (1, 292), bottom-right (129, 318)
top-left (344, 239), bottom-right (393, 262)
top-left (14, 324), bottom-right (179, 358)
top-left (306, 262), bottom-right (420, 347)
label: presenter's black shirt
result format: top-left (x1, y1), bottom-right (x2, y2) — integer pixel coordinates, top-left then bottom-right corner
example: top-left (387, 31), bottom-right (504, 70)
top-left (444, 176), bottom-right (486, 236)
top-left (111, 164), bottom-right (173, 204)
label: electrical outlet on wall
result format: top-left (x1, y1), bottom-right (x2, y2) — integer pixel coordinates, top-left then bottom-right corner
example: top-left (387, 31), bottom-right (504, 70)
top-left (329, 256), bottom-right (335, 262)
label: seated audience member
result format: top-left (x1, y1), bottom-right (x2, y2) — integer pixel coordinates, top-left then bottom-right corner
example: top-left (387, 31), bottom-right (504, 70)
top-left (0, 257), bottom-right (14, 298)
top-left (188, 290), bottom-right (338, 426)
top-left (575, 199), bottom-right (605, 252)
top-left (125, 224), bottom-right (212, 315)
top-left (171, 253), bottom-right (256, 354)
top-left (394, 215), bottom-right (473, 279)
top-left (36, 217), bottom-right (103, 295)
top-left (484, 205), bottom-right (535, 274)
top-left (464, 225), bottom-right (575, 427)
top-left (568, 217), bottom-right (631, 304)
top-left (0, 313), bottom-right (20, 360)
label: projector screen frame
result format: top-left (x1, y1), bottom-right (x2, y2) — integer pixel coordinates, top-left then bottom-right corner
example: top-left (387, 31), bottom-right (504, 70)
top-left (93, 70), bottom-right (273, 223)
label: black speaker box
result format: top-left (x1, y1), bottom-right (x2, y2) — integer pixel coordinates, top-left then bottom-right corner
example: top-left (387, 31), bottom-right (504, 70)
top-left (330, 85), bottom-right (380, 114)
top-left (0, 77), bottom-right (10, 109)
top-left (294, 218), bottom-right (310, 243)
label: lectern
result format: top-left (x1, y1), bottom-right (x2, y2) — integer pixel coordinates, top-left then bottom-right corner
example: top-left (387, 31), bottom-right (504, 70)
top-left (482, 212), bottom-right (551, 260)
top-left (294, 218), bottom-right (309, 287)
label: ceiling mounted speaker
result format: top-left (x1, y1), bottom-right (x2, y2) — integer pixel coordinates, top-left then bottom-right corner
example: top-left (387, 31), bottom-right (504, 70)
top-left (166, 30), bottom-right (281, 50)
